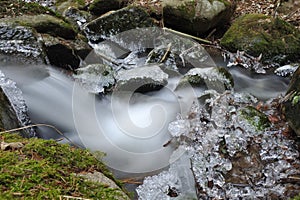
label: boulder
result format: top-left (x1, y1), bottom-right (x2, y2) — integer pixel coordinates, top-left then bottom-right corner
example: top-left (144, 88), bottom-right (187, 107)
top-left (83, 6), bottom-right (154, 43)
top-left (42, 34), bottom-right (92, 70)
top-left (115, 65), bottom-right (168, 92)
top-left (162, 0), bottom-right (235, 36)
top-left (176, 67), bottom-right (234, 92)
top-left (220, 14), bottom-right (300, 63)
top-left (282, 66), bottom-right (300, 136)
top-left (0, 23), bottom-right (45, 64)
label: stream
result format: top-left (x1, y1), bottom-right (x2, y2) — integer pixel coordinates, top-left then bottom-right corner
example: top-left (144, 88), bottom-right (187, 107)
top-left (0, 26), bottom-right (298, 199)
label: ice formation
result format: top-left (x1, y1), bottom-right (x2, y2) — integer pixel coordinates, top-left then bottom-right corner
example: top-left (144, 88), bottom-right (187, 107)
top-left (137, 91), bottom-right (300, 199)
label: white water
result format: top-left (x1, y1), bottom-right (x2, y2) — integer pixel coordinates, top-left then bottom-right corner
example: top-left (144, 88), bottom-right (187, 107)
top-left (0, 64), bottom-right (194, 173)
top-left (0, 63), bottom-right (289, 174)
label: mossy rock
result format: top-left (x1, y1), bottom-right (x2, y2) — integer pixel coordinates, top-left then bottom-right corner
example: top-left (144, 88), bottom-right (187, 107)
top-left (220, 14), bottom-right (300, 63)
top-left (238, 106), bottom-right (270, 131)
top-left (2, 14), bottom-right (77, 40)
top-left (0, 133), bottom-right (130, 199)
top-left (163, 0), bottom-right (234, 36)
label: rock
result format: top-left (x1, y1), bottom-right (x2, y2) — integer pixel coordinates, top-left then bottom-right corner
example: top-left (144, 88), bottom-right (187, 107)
top-left (61, 7), bottom-right (92, 30)
top-left (220, 14), bottom-right (300, 63)
top-left (42, 34), bottom-right (92, 70)
top-left (274, 64), bottom-right (299, 77)
top-left (74, 64), bottom-right (115, 93)
top-left (78, 171), bottom-right (130, 200)
top-left (282, 66), bottom-right (300, 136)
top-left (0, 70), bottom-right (35, 137)
top-left (163, 0), bottom-right (235, 36)
top-left (83, 6), bottom-right (154, 43)
top-left (176, 67), bottom-right (234, 92)
top-left (0, 23), bottom-right (45, 64)
top-left (11, 14), bottom-right (77, 39)
top-left (56, 0), bottom-right (92, 30)
top-left (115, 64), bottom-right (168, 92)
top-left (88, 0), bottom-right (128, 16)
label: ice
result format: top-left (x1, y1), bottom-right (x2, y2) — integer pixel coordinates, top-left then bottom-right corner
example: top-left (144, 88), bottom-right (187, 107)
top-left (137, 91), bottom-right (300, 199)
top-left (274, 64), bottom-right (298, 77)
top-left (136, 153), bottom-right (197, 200)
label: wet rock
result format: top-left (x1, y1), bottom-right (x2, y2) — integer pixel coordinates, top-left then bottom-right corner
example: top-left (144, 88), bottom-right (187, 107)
top-left (163, 0), bottom-right (235, 36)
top-left (8, 14), bottom-right (77, 39)
top-left (220, 14), bottom-right (300, 63)
top-left (83, 6), bottom-right (154, 43)
top-left (115, 64), bottom-right (168, 92)
top-left (88, 0), bottom-right (128, 16)
top-left (74, 64), bottom-right (115, 93)
top-left (274, 64), bottom-right (299, 77)
top-left (176, 67), bottom-right (234, 92)
top-left (0, 23), bottom-right (45, 64)
top-left (55, 0), bottom-right (92, 30)
top-left (282, 67), bottom-right (300, 136)
top-left (0, 71), bottom-right (35, 137)
top-left (42, 34), bottom-right (92, 70)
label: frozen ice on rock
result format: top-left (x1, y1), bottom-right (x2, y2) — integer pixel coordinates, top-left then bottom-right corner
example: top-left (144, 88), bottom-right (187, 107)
top-left (0, 70), bottom-right (35, 136)
top-left (136, 154), bottom-right (197, 200)
top-left (137, 91), bottom-right (300, 199)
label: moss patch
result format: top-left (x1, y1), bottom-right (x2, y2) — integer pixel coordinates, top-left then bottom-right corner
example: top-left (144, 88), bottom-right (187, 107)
top-left (0, 0), bottom-right (57, 18)
top-left (220, 14), bottom-right (300, 62)
top-left (239, 106), bottom-right (270, 131)
top-left (0, 133), bottom-right (128, 200)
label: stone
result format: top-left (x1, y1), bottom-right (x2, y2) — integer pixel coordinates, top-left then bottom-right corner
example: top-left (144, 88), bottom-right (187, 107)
top-left (162, 0), bottom-right (235, 36)
top-left (282, 66), bottom-right (300, 136)
top-left (176, 67), bottom-right (234, 92)
top-left (42, 34), bottom-right (92, 70)
top-left (78, 171), bottom-right (130, 200)
top-left (0, 23), bottom-right (45, 64)
top-left (220, 14), bottom-right (300, 63)
top-left (115, 64), bottom-right (168, 92)
top-left (10, 14), bottom-right (77, 39)
top-left (83, 6), bottom-right (154, 43)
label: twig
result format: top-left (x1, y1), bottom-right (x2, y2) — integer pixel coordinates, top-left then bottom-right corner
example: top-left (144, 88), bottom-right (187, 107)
top-left (159, 43), bottom-right (172, 63)
top-left (0, 124), bottom-right (83, 148)
top-left (163, 27), bottom-right (212, 44)
top-left (59, 195), bottom-right (92, 200)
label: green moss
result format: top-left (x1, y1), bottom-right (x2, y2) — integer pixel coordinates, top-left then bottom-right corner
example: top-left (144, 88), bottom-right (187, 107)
top-left (239, 106), bottom-right (270, 131)
top-left (0, 133), bottom-right (128, 199)
top-left (0, 0), bottom-right (59, 18)
top-left (220, 14), bottom-right (300, 62)
top-left (55, 0), bottom-right (86, 8)
top-left (176, 0), bottom-right (196, 20)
